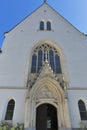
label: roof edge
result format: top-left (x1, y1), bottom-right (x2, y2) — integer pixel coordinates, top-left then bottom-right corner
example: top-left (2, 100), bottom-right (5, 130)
top-left (4, 2), bottom-right (83, 36)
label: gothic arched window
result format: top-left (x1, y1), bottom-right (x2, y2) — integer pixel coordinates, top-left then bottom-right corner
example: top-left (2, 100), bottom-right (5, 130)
top-left (40, 21), bottom-right (44, 30)
top-left (78, 100), bottom-right (87, 120)
top-left (49, 50), bottom-right (55, 71)
top-left (31, 43), bottom-right (62, 74)
top-left (31, 54), bottom-right (37, 73)
top-left (38, 50), bottom-right (43, 72)
top-left (5, 99), bottom-right (15, 120)
top-left (47, 21), bottom-right (51, 30)
top-left (55, 55), bottom-right (61, 73)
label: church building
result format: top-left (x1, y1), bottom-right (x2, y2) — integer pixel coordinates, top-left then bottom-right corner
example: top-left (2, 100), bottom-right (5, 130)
top-left (0, 1), bottom-right (87, 130)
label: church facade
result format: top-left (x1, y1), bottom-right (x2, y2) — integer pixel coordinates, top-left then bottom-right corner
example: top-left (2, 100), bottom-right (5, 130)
top-left (0, 2), bottom-right (87, 130)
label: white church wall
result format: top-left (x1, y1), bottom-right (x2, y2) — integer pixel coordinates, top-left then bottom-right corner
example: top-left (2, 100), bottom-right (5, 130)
top-left (0, 3), bottom-right (87, 88)
top-left (67, 89), bottom-right (87, 128)
top-left (0, 88), bottom-right (26, 124)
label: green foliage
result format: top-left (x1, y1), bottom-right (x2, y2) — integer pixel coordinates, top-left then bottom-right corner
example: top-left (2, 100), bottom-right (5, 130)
top-left (0, 126), bottom-right (2, 130)
top-left (10, 127), bottom-right (15, 130)
top-left (0, 122), bottom-right (24, 130)
top-left (79, 121), bottom-right (87, 130)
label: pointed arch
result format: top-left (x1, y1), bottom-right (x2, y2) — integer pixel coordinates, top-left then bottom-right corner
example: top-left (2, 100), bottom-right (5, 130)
top-left (31, 42), bottom-right (62, 74)
top-left (30, 76), bottom-right (65, 102)
top-left (31, 54), bottom-right (37, 73)
top-left (55, 54), bottom-right (61, 73)
top-left (78, 100), bottom-right (87, 120)
top-left (5, 99), bottom-right (15, 120)
top-left (49, 50), bottom-right (55, 71)
top-left (38, 50), bottom-right (43, 72)
top-left (28, 40), bottom-right (69, 88)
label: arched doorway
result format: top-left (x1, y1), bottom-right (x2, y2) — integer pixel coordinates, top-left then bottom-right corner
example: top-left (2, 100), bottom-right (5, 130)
top-left (36, 103), bottom-right (58, 130)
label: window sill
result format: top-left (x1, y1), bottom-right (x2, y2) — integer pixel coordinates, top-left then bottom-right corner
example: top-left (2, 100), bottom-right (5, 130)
top-left (1, 120), bottom-right (13, 124)
top-left (37, 29), bottom-right (54, 32)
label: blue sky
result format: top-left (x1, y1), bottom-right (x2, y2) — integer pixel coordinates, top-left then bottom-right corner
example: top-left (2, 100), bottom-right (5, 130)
top-left (0, 0), bottom-right (87, 48)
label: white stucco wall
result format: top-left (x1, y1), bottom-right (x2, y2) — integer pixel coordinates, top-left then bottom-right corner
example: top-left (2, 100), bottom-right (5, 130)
top-left (67, 89), bottom-right (87, 128)
top-left (0, 3), bottom-right (87, 88)
top-left (0, 88), bottom-right (26, 124)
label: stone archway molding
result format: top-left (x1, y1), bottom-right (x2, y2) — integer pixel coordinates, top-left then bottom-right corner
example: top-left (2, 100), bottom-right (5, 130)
top-left (24, 76), bottom-right (71, 130)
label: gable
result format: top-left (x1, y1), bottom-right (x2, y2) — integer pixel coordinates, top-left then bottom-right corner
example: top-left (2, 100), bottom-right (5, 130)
top-left (3, 3), bottom-right (82, 36)
top-left (0, 3), bottom-right (87, 88)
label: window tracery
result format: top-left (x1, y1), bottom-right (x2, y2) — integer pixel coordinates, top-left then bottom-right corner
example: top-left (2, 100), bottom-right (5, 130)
top-left (31, 43), bottom-right (62, 74)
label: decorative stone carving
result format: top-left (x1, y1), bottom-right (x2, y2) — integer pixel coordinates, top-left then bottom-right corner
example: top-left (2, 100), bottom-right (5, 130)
top-left (38, 61), bottom-right (55, 79)
top-left (36, 87), bottom-right (55, 99)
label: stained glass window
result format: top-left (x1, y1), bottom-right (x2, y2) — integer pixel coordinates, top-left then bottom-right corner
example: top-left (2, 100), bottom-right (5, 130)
top-left (5, 99), bottom-right (15, 120)
top-left (31, 43), bottom-right (62, 74)
top-left (38, 50), bottom-right (43, 72)
top-left (31, 54), bottom-right (37, 73)
top-left (55, 55), bottom-right (61, 73)
top-left (78, 100), bottom-right (87, 120)
top-left (49, 50), bottom-right (55, 71)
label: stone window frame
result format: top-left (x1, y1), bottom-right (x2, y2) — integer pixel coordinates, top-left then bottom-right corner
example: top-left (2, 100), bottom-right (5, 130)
top-left (31, 43), bottom-right (62, 74)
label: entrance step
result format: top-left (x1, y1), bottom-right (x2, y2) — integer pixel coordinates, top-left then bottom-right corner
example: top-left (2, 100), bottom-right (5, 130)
top-left (24, 128), bottom-right (35, 130)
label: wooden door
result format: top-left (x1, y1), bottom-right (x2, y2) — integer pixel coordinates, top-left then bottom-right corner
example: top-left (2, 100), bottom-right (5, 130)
top-left (36, 104), bottom-right (58, 130)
